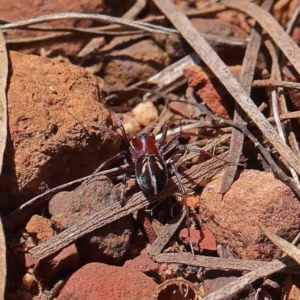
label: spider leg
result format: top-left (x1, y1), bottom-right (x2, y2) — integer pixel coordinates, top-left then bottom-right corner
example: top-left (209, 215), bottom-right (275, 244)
top-left (163, 144), bottom-right (186, 160)
top-left (160, 132), bottom-right (197, 154)
top-left (169, 162), bottom-right (195, 257)
top-left (84, 150), bottom-right (129, 186)
top-left (112, 112), bottom-right (134, 152)
top-left (160, 132), bottom-right (182, 153)
top-left (156, 122), bottom-right (169, 149)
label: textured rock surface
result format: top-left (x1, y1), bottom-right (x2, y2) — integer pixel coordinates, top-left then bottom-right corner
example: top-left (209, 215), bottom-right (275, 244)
top-left (184, 65), bottom-right (241, 119)
top-left (180, 229), bottom-right (217, 254)
top-left (124, 253), bottom-right (158, 274)
top-left (35, 244), bottom-right (81, 285)
top-left (25, 215), bottom-right (54, 244)
top-left (57, 263), bottom-right (158, 300)
top-left (1, 51), bottom-right (116, 209)
top-left (99, 36), bottom-right (170, 90)
top-left (200, 170), bottom-right (300, 260)
top-left (49, 176), bottom-right (133, 264)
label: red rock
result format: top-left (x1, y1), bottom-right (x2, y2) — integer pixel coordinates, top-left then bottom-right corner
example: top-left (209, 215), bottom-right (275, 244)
top-left (200, 170), bottom-right (300, 260)
top-left (124, 253), bottom-right (158, 274)
top-left (57, 263), bottom-right (158, 300)
top-left (24, 253), bottom-right (38, 269)
top-left (179, 229), bottom-right (217, 253)
top-left (184, 65), bottom-right (242, 119)
top-left (49, 176), bottom-right (133, 264)
top-left (25, 215), bottom-right (53, 243)
top-left (35, 244), bottom-right (81, 285)
top-left (1, 51), bottom-right (115, 209)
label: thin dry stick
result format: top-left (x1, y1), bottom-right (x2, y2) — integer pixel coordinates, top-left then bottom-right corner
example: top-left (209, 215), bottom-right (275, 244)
top-left (30, 154), bottom-right (227, 260)
top-left (286, 4), bottom-right (300, 35)
top-left (221, 0), bottom-right (300, 75)
top-left (148, 52), bottom-right (201, 89)
top-left (220, 0), bottom-right (273, 194)
top-left (122, 0), bottom-right (147, 20)
top-left (253, 79), bottom-right (300, 90)
top-left (152, 0), bottom-right (300, 176)
top-left (153, 111), bottom-right (300, 140)
top-left (154, 253), bottom-right (300, 273)
top-left (147, 209), bottom-right (186, 257)
top-left (0, 12), bottom-right (177, 35)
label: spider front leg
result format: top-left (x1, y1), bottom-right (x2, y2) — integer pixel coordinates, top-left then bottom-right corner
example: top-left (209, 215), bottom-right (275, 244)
top-left (156, 122), bottom-right (169, 149)
top-left (84, 150), bottom-right (129, 185)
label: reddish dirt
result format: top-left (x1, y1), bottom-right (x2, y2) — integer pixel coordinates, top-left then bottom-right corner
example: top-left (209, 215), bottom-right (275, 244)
top-left (1, 51), bottom-right (117, 209)
top-left (200, 170), bottom-right (300, 260)
top-left (57, 262), bottom-right (158, 300)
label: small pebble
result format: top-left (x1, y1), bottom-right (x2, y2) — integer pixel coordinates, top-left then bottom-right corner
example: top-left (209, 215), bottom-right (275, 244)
top-left (22, 273), bottom-right (36, 290)
top-left (132, 101), bottom-right (158, 127)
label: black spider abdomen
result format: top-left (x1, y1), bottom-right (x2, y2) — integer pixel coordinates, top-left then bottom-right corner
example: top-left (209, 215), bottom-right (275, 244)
top-left (135, 154), bottom-right (168, 196)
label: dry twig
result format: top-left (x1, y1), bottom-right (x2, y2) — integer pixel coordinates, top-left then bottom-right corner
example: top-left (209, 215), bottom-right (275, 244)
top-left (147, 210), bottom-right (186, 257)
top-left (0, 12), bottom-right (177, 35)
top-left (253, 79), bottom-right (300, 90)
top-left (154, 253), bottom-right (300, 273)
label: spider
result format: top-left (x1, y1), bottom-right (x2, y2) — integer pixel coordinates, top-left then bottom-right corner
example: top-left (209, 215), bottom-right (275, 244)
top-left (90, 113), bottom-right (208, 204)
